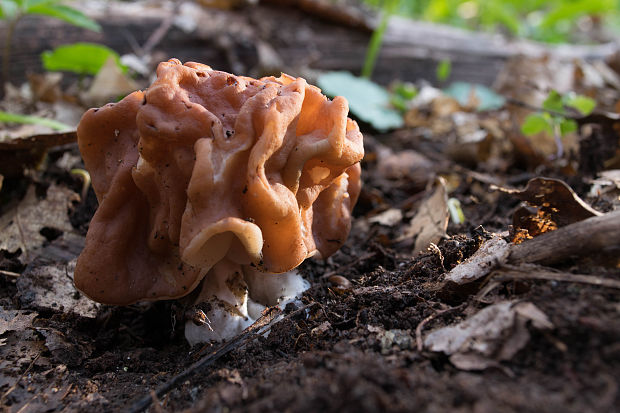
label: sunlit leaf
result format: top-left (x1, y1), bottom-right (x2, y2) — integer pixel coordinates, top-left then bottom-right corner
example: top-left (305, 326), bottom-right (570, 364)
top-left (521, 113), bottom-right (551, 136)
top-left (41, 43), bottom-right (124, 76)
top-left (26, 3), bottom-right (100, 31)
top-left (0, 0), bottom-right (19, 19)
top-left (564, 94), bottom-right (596, 115)
top-left (317, 71), bottom-right (404, 131)
top-left (0, 110), bottom-right (72, 131)
top-left (542, 90), bottom-right (564, 113)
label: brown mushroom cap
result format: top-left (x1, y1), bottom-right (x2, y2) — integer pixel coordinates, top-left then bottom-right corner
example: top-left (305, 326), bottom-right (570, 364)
top-left (75, 59), bottom-right (364, 305)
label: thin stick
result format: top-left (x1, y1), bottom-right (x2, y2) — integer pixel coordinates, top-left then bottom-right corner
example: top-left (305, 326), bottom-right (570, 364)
top-left (1, 353), bottom-right (40, 401)
top-left (320, 252), bottom-right (377, 279)
top-left (0, 269), bottom-right (20, 278)
top-left (129, 303), bottom-right (316, 413)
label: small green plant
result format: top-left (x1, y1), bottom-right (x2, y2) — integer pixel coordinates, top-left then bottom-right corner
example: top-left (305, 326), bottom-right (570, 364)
top-left (436, 59), bottom-right (452, 82)
top-left (361, 0), bottom-right (619, 43)
top-left (0, 0), bottom-right (100, 87)
top-left (390, 81), bottom-right (418, 113)
top-left (521, 89), bottom-right (596, 157)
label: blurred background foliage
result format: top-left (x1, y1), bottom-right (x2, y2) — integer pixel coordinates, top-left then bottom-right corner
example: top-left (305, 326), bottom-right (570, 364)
top-left (361, 0), bottom-right (620, 43)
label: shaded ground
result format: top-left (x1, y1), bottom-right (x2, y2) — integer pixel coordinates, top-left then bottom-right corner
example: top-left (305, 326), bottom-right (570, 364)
top-left (1, 124), bottom-right (618, 412)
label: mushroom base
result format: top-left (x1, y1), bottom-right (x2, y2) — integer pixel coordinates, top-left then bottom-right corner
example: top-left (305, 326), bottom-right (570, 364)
top-left (184, 259), bottom-right (309, 346)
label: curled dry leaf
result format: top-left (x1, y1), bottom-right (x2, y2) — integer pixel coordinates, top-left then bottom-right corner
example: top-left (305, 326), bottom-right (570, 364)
top-left (495, 177), bottom-right (602, 242)
top-left (424, 301), bottom-right (553, 370)
top-left (400, 178), bottom-right (449, 256)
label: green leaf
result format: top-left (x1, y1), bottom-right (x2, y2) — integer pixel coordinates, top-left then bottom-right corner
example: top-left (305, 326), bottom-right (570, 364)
top-left (559, 118), bottom-right (578, 135)
top-left (41, 42), bottom-right (123, 76)
top-left (26, 3), bottom-right (100, 31)
top-left (0, 110), bottom-right (72, 131)
top-left (317, 71), bottom-right (404, 132)
top-left (390, 95), bottom-right (408, 113)
top-left (542, 90), bottom-right (564, 113)
top-left (564, 94), bottom-right (596, 116)
top-left (443, 82), bottom-right (506, 111)
top-left (521, 113), bottom-right (551, 136)
top-left (436, 59), bottom-right (452, 82)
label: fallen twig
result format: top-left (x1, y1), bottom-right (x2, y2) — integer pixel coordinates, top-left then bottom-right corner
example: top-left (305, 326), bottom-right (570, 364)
top-left (500, 264), bottom-right (620, 289)
top-left (1, 353), bottom-right (40, 403)
top-left (0, 269), bottom-right (20, 278)
top-left (415, 304), bottom-right (465, 352)
top-left (129, 303), bottom-right (317, 413)
top-left (320, 252), bottom-right (377, 279)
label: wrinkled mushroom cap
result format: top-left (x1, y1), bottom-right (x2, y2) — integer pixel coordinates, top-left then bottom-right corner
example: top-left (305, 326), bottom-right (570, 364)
top-left (75, 59), bottom-right (363, 305)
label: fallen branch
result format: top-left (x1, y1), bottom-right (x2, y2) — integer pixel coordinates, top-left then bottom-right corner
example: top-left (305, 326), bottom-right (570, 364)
top-left (508, 209), bottom-right (620, 265)
top-left (444, 210), bottom-right (620, 288)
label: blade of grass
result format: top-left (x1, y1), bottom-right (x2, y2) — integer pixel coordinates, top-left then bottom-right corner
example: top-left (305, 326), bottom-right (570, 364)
top-left (0, 110), bottom-right (72, 131)
top-left (361, 0), bottom-right (399, 79)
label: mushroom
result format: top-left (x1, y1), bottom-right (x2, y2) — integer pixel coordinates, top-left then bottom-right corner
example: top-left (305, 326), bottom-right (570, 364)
top-left (75, 59), bottom-right (364, 344)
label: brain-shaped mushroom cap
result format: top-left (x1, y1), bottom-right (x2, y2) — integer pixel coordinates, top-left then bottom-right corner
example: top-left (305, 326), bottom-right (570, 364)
top-left (75, 59), bottom-right (364, 305)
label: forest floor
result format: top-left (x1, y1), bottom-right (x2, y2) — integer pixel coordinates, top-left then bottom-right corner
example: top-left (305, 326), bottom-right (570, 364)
top-left (1, 2), bottom-right (620, 413)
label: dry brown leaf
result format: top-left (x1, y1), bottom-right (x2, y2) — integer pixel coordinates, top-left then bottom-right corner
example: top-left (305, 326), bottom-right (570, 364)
top-left (35, 327), bottom-right (93, 367)
top-left (16, 259), bottom-right (100, 319)
top-left (401, 178), bottom-right (449, 256)
top-left (83, 56), bottom-right (139, 106)
top-left (0, 307), bottom-right (37, 335)
top-left (496, 177), bottom-right (602, 242)
top-left (424, 301), bottom-right (553, 370)
top-left (376, 149), bottom-right (434, 184)
top-left (368, 208), bottom-right (403, 226)
top-left (0, 184), bottom-right (77, 262)
top-left (28, 72), bottom-right (63, 103)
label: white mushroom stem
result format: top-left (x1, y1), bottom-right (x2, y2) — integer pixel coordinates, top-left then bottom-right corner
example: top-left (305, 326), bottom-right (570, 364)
top-left (184, 259), bottom-right (309, 346)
